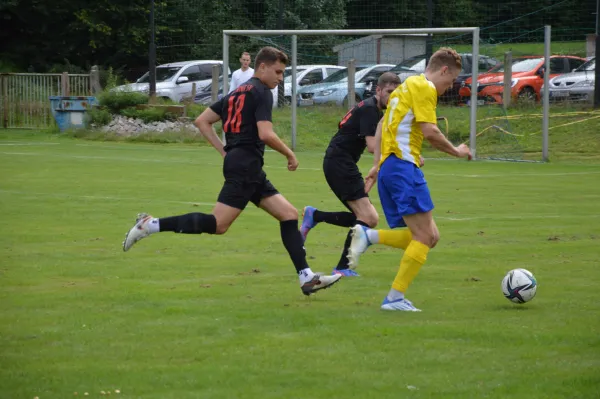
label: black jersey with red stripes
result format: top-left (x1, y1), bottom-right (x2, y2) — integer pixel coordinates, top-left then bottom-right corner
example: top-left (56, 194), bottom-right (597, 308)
top-left (326, 96), bottom-right (382, 163)
top-left (210, 77), bottom-right (273, 156)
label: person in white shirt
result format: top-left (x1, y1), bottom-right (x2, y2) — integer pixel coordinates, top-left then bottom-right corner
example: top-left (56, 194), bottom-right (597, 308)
top-left (229, 52), bottom-right (254, 93)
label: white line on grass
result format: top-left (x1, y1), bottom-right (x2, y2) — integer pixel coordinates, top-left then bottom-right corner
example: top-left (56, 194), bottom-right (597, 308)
top-left (0, 189), bottom-right (215, 207)
top-left (427, 171), bottom-right (600, 177)
top-left (0, 142), bottom-right (60, 146)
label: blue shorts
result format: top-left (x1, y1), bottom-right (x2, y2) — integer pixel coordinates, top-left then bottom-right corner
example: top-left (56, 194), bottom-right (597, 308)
top-left (377, 155), bottom-right (434, 228)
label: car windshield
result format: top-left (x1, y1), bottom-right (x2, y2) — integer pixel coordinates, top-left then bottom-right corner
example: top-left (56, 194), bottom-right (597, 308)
top-left (576, 58), bottom-right (595, 72)
top-left (390, 56), bottom-right (424, 73)
top-left (283, 68), bottom-right (308, 82)
top-left (489, 58), bottom-right (542, 73)
top-left (321, 67), bottom-right (367, 83)
top-left (137, 67), bottom-right (181, 83)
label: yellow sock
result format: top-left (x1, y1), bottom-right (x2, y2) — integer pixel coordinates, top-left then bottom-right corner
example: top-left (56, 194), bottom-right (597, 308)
top-left (392, 240), bottom-right (430, 293)
top-left (378, 229), bottom-right (412, 250)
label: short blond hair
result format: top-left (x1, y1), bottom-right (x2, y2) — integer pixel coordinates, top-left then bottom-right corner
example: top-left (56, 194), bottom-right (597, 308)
top-left (427, 47), bottom-right (462, 72)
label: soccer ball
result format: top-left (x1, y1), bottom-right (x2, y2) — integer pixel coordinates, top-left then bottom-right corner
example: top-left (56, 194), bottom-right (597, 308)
top-left (501, 268), bottom-right (537, 303)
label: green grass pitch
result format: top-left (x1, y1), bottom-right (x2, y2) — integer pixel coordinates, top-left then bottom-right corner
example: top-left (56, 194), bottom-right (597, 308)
top-left (1, 131), bottom-right (599, 398)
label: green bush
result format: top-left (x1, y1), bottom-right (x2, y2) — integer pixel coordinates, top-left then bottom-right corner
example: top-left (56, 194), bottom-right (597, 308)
top-left (120, 106), bottom-right (178, 123)
top-left (186, 103), bottom-right (208, 119)
top-left (98, 90), bottom-right (149, 114)
top-left (86, 107), bottom-right (112, 126)
top-left (102, 67), bottom-right (122, 90)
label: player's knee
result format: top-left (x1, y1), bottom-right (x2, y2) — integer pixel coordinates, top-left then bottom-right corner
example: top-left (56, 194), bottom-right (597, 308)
top-left (430, 232), bottom-right (440, 248)
top-left (215, 221), bottom-right (231, 235)
top-left (414, 230), bottom-right (438, 248)
top-left (355, 205), bottom-right (378, 228)
top-left (363, 212), bottom-right (378, 228)
top-left (280, 205), bottom-right (298, 221)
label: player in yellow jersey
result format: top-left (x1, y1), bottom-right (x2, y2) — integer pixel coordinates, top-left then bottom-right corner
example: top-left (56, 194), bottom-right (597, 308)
top-left (346, 48), bottom-right (472, 311)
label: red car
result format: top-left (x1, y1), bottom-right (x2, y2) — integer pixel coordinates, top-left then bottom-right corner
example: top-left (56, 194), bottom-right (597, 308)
top-left (459, 55), bottom-right (587, 104)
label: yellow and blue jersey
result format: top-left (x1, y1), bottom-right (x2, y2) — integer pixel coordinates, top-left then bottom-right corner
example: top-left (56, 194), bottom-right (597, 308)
top-left (380, 74), bottom-right (438, 168)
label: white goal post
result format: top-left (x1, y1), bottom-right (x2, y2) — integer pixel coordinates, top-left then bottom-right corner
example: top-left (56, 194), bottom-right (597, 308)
top-left (223, 28), bottom-right (481, 158)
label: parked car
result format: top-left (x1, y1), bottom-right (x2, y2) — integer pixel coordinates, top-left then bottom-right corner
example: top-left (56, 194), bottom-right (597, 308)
top-left (195, 75), bottom-right (279, 108)
top-left (114, 60), bottom-right (230, 103)
top-left (278, 65), bottom-right (345, 103)
top-left (380, 53), bottom-right (499, 103)
top-left (194, 75), bottom-right (228, 105)
top-left (459, 55), bottom-right (587, 104)
top-left (297, 64), bottom-right (394, 106)
top-left (544, 56), bottom-right (595, 103)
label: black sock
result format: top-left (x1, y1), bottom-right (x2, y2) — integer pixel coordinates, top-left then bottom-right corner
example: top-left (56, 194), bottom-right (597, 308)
top-left (280, 220), bottom-right (309, 273)
top-left (313, 210), bottom-right (356, 227)
top-left (336, 220), bottom-right (369, 270)
top-left (159, 213), bottom-right (217, 234)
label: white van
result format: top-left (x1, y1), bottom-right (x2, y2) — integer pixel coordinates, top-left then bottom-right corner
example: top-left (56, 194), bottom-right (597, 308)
top-left (114, 60), bottom-right (230, 103)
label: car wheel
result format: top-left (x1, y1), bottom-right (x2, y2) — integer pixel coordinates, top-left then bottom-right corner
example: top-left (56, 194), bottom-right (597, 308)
top-left (517, 87), bottom-right (536, 103)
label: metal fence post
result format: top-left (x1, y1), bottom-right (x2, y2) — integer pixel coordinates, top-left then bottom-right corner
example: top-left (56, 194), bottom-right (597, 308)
top-left (190, 82), bottom-right (197, 104)
top-left (542, 25), bottom-right (551, 162)
top-left (347, 59), bottom-right (356, 109)
top-left (502, 51), bottom-right (512, 108)
top-left (90, 66), bottom-right (102, 94)
top-left (291, 34), bottom-right (297, 150)
top-left (1, 74), bottom-right (7, 128)
top-left (61, 72), bottom-right (70, 96)
top-left (211, 64), bottom-right (219, 103)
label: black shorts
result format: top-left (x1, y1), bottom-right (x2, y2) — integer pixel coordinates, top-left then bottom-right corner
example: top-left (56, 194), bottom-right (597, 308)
top-left (217, 148), bottom-right (279, 210)
top-left (323, 154), bottom-right (368, 208)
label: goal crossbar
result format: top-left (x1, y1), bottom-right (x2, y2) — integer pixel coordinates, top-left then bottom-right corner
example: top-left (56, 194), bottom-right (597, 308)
top-left (223, 28), bottom-right (481, 157)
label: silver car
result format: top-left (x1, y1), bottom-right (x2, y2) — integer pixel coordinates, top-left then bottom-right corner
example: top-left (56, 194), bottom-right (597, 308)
top-left (547, 57), bottom-right (595, 103)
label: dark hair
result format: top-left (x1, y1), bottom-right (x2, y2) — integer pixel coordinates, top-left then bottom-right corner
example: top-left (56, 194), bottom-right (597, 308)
top-left (427, 47), bottom-right (462, 72)
top-left (377, 71), bottom-right (401, 88)
top-left (254, 46), bottom-right (288, 69)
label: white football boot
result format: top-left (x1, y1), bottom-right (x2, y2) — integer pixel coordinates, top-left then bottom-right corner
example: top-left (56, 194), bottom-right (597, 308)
top-left (122, 213), bottom-right (154, 252)
top-left (346, 224), bottom-right (372, 268)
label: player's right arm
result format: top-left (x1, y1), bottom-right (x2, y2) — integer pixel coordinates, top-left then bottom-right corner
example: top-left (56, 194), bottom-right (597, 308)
top-left (412, 79), bottom-right (471, 160)
top-left (257, 121), bottom-right (298, 171)
top-left (420, 122), bottom-right (471, 159)
top-left (194, 108), bottom-right (226, 157)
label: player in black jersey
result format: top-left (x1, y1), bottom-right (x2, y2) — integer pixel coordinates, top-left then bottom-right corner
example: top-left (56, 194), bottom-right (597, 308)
top-left (300, 72), bottom-right (401, 277)
top-left (122, 47), bottom-right (341, 296)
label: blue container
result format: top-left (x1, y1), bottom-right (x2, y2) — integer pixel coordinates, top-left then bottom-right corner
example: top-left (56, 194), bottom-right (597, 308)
top-left (49, 96), bottom-right (99, 132)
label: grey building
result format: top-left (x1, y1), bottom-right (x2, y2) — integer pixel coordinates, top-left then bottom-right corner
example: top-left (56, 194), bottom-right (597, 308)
top-left (332, 34), bottom-right (428, 66)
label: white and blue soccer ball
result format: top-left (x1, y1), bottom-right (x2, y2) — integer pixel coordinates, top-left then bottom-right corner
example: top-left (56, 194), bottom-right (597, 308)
top-left (501, 268), bottom-right (537, 304)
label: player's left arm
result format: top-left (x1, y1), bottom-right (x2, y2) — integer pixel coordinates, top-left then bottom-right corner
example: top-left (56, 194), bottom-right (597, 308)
top-left (364, 117), bottom-right (384, 193)
top-left (256, 89), bottom-right (298, 171)
top-left (194, 108), bottom-right (226, 157)
top-left (360, 108), bottom-right (380, 154)
top-left (257, 121), bottom-right (298, 171)
top-left (372, 117), bottom-right (383, 166)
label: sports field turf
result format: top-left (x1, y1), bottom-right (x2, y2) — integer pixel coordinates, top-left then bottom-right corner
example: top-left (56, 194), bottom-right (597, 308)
top-left (1, 131), bottom-right (599, 398)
